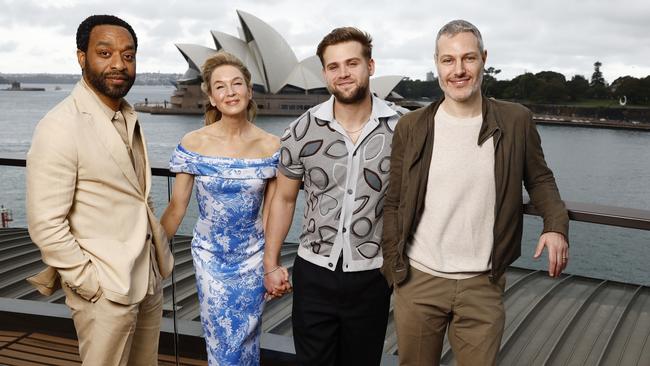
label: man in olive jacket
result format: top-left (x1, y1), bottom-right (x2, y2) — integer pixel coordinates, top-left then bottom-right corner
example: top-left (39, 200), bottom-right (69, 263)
top-left (381, 20), bottom-right (569, 366)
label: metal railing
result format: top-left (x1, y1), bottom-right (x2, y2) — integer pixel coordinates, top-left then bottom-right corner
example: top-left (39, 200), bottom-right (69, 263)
top-left (1, 154), bottom-right (649, 365)
top-left (3, 152), bottom-right (649, 230)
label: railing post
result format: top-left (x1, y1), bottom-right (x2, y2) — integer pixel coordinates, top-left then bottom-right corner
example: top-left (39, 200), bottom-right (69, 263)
top-left (167, 175), bottom-right (180, 366)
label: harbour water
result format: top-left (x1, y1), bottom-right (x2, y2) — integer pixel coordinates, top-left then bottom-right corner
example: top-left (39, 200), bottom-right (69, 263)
top-left (1, 84), bottom-right (649, 285)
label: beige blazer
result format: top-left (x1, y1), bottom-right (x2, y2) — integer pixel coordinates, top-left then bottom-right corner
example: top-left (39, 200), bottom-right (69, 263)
top-left (26, 82), bottom-right (174, 305)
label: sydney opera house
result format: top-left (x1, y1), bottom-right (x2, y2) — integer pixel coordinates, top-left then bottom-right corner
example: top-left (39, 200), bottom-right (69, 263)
top-left (139, 10), bottom-right (404, 116)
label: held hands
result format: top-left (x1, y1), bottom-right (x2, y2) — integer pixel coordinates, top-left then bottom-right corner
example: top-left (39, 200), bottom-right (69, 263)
top-left (533, 232), bottom-right (569, 278)
top-left (263, 265), bottom-right (292, 300)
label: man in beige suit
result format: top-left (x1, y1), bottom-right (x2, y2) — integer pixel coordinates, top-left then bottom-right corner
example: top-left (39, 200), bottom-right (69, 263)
top-left (26, 15), bottom-right (174, 365)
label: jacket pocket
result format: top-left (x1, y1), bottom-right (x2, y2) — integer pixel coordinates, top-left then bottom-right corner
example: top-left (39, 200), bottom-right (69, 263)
top-left (63, 260), bottom-right (101, 302)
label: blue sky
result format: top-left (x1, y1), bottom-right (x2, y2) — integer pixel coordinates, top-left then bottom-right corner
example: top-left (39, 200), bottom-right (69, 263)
top-left (1, 0), bottom-right (649, 82)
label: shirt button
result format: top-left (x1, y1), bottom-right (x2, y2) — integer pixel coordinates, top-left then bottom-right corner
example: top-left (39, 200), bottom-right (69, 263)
top-left (342, 227), bottom-right (347, 233)
top-left (146, 233), bottom-right (151, 240)
top-left (347, 189), bottom-right (353, 195)
top-left (328, 263), bottom-right (333, 268)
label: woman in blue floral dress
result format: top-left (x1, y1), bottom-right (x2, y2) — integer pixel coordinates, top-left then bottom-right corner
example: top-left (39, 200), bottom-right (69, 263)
top-left (161, 52), bottom-right (289, 365)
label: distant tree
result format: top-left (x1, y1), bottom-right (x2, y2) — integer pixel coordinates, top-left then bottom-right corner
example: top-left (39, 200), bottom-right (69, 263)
top-left (485, 66), bottom-right (501, 76)
top-left (393, 79), bottom-right (442, 99)
top-left (482, 67), bottom-right (501, 97)
top-left (491, 80), bottom-right (511, 99)
top-left (610, 76), bottom-right (636, 93)
top-left (641, 76), bottom-right (650, 105)
top-left (588, 61), bottom-right (610, 99)
top-left (528, 71), bottom-right (567, 103)
top-left (503, 73), bottom-right (540, 101)
top-left (590, 61), bottom-right (606, 87)
top-left (535, 71), bottom-right (566, 84)
top-left (566, 75), bottom-right (589, 101)
top-left (534, 79), bottom-right (568, 103)
top-left (611, 76), bottom-right (649, 105)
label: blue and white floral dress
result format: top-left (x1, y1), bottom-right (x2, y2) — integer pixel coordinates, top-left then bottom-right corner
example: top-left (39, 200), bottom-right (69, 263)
top-left (169, 144), bottom-right (279, 366)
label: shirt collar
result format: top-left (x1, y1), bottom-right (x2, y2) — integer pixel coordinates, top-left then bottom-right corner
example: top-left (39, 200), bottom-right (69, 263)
top-left (80, 78), bottom-right (117, 120)
top-left (79, 77), bottom-right (134, 121)
top-left (312, 94), bottom-right (398, 123)
top-left (79, 78), bottom-right (138, 142)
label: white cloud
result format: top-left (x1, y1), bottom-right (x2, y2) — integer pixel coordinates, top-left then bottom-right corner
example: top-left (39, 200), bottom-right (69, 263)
top-left (0, 40), bottom-right (18, 53)
top-left (0, 0), bottom-right (649, 82)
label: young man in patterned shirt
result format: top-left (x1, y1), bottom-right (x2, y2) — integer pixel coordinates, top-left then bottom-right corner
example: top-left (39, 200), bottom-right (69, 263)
top-left (263, 27), bottom-right (404, 365)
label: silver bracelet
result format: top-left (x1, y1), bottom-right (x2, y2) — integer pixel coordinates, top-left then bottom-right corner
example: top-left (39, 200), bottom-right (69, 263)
top-left (264, 266), bottom-right (281, 276)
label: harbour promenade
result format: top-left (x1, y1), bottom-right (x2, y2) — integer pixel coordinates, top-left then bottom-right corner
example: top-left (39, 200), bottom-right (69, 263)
top-left (133, 98), bottom-right (650, 131)
top-left (533, 114), bottom-right (650, 130)
top-left (1, 155), bottom-right (649, 365)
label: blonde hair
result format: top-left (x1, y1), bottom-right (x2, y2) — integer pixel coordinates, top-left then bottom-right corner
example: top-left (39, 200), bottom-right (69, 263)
top-left (200, 51), bottom-right (257, 125)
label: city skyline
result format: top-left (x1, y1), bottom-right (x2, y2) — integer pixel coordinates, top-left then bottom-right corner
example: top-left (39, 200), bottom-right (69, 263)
top-left (0, 0), bottom-right (649, 82)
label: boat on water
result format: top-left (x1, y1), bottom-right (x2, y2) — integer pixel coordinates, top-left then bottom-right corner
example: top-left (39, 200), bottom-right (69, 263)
top-left (1, 81), bottom-right (45, 92)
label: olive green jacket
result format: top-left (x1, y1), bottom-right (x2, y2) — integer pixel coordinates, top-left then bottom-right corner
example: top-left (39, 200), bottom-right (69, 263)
top-left (381, 97), bottom-right (569, 286)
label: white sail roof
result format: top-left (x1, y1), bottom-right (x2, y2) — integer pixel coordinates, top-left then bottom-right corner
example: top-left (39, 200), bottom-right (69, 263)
top-left (174, 10), bottom-right (402, 97)
top-left (236, 10), bottom-right (299, 93)
top-left (370, 75), bottom-right (405, 99)
top-left (175, 44), bottom-right (216, 72)
top-left (281, 56), bottom-right (325, 91)
top-left (210, 30), bottom-right (266, 89)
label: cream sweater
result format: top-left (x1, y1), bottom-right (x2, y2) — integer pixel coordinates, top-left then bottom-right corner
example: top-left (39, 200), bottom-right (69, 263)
top-left (407, 107), bottom-right (496, 279)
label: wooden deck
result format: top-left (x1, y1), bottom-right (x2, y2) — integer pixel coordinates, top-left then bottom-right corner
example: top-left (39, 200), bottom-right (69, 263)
top-left (0, 330), bottom-right (206, 366)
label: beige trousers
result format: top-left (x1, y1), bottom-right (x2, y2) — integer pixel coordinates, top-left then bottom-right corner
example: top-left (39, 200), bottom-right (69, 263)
top-left (394, 268), bottom-right (506, 366)
top-left (62, 281), bottom-right (163, 366)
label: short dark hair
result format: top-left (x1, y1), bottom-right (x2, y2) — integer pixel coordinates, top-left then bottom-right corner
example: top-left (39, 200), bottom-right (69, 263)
top-left (316, 27), bottom-right (372, 66)
top-left (76, 15), bottom-right (138, 52)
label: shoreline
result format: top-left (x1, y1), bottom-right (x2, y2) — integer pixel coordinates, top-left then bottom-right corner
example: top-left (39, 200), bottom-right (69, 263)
top-left (533, 115), bottom-right (650, 131)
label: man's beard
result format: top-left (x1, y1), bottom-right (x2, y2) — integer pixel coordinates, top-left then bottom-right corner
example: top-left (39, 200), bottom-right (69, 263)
top-left (85, 62), bottom-right (134, 99)
top-left (330, 81), bottom-right (369, 104)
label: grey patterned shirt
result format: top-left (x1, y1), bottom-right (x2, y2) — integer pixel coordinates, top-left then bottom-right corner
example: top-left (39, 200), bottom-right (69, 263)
top-left (279, 95), bottom-right (403, 272)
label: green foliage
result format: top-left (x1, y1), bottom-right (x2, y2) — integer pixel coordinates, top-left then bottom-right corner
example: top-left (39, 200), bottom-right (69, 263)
top-left (394, 61), bottom-right (650, 106)
top-left (503, 73), bottom-right (540, 100)
top-left (590, 61), bottom-right (606, 87)
top-left (586, 61), bottom-right (611, 99)
top-left (566, 75), bottom-right (589, 101)
top-left (535, 71), bottom-right (566, 84)
top-left (536, 79), bottom-right (568, 103)
top-left (482, 67), bottom-right (502, 97)
top-left (611, 76), bottom-right (650, 105)
top-left (393, 78), bottom-right (442, 99)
